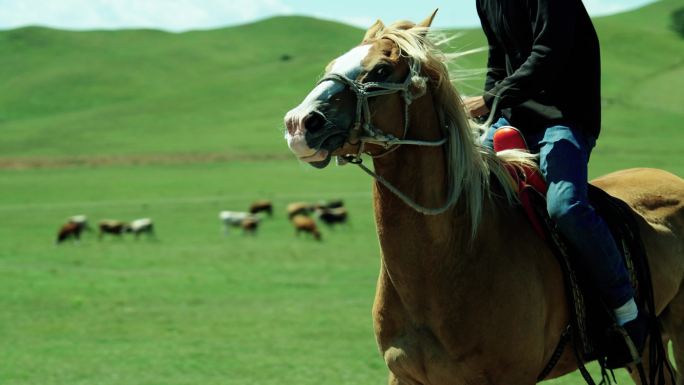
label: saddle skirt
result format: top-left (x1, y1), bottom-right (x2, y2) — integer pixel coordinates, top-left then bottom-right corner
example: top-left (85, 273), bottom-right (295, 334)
top-left (492, 127), bottom-right (649, 362)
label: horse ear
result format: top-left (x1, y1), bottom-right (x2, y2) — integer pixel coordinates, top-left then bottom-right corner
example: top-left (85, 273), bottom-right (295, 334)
top-left (362, 19), bottom-right (385, 42)
top-left (417, 9), bottom-right (438, 29)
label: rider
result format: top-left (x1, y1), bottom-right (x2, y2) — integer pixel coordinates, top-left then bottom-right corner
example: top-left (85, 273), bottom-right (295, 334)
top-left (464, 0), bottom-right (647, 368)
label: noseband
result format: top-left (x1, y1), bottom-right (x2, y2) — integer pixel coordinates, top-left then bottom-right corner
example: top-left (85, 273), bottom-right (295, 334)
top-left (317, 60), bottom-right (447, 162)
top-left (317, 60), bottom-right (459, 216)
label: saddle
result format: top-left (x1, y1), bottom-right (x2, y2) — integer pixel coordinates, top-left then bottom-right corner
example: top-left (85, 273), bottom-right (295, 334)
top-left (493, 127), bottom-right (668, 384)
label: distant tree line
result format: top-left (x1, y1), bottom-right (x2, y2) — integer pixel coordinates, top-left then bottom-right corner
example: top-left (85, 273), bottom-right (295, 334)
top-left (673, 7), bottom-right (684, 38)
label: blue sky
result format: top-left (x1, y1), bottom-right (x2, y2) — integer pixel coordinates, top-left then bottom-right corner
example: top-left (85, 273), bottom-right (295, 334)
top-left (0, 0), bottom-right (659, 31)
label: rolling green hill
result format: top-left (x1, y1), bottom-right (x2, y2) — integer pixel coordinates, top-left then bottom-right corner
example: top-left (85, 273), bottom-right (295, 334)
top-left (1, 0), bottom-right (682, 174)
top-left (0, 17), bottom-right (362, 159)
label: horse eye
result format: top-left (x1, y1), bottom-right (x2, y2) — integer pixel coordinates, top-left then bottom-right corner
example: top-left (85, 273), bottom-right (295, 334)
top-left (373, 65), bottom-right (392, 80)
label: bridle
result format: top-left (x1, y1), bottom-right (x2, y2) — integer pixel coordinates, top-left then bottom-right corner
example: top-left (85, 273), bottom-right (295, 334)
top-left (317, 60), bottom-right (446, 162)
top-left (317, 59), bottom-right (459, 215)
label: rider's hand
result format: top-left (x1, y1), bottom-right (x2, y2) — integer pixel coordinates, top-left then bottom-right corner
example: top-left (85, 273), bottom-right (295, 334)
top-left (463, 96), bottom-right (490, 119)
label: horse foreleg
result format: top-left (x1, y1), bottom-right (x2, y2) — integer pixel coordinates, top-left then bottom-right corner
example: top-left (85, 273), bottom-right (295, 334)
top-left (660, 286), bottom-right (684, 385)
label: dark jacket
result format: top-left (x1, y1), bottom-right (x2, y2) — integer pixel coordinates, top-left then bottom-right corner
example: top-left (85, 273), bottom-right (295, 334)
top-left (477, 0), bottom-right (602, 138)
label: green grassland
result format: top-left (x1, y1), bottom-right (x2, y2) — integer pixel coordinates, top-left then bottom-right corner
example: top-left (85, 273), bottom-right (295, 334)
top-left (1, 1), bottom-right (683, 384)
top-left (1, 162), bottom-right (385, 385)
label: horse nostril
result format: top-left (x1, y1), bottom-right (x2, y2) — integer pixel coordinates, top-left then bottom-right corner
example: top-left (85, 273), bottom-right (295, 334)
top-left (304, 112), bottom-right (326, 134)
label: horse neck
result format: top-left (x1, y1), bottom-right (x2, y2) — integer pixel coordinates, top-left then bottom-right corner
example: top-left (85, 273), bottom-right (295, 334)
top-left (370, 93), bottom-right (474, 265)
top-left (369, 97), bottom-right (528, 331)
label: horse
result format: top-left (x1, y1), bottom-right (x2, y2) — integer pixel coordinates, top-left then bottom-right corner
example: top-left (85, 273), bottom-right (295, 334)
top-left (128, 218), bottom-right (155, 239)
top-left (284, 11), bottom-right (684, 385)
top-left (249, 200), bottom-right (273, 217)
top-left (98, 220), bottom-right (129, 240)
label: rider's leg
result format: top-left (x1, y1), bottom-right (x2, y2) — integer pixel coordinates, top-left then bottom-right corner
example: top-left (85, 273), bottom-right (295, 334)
top-left (538, 125), bottom-right (646, 368)
top-left (538, 124), bottom-right (635, 313)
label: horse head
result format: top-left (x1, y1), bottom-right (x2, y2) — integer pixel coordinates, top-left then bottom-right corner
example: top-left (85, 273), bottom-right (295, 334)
top-left (284, 10), bottom-right (517, 225)
top-left (284, 11), bottom-right (439, 168)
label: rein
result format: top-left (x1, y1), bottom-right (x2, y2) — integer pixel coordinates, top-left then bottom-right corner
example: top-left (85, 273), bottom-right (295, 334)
top-left (319, 61), bottom-right (457, 215)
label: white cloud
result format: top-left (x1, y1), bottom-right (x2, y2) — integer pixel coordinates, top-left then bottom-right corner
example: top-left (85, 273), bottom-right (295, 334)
top-left (336, 16), bottom-right (376, 29)
top-left (0, 0), bottom-right (293, 31)
top-left (301, 13), bottom-right (374, 29)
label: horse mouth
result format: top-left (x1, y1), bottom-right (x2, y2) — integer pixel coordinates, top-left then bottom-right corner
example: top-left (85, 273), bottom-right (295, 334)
top-left (303, 133), bottom-right (347, 169)
top-left (309, 153), bottom-right (332, 168)
top-left (298, 149), bottom-right (330, 167)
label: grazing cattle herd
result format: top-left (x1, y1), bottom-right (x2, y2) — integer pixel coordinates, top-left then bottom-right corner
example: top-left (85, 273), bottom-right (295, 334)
top-left (55, 199), bottom-right (348, 244)
top-left (56, 216), bottom-right (157, 244)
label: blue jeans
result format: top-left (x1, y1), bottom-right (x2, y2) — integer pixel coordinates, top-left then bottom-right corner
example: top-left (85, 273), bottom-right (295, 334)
top-left (483, 117), bottom-right (634, 308)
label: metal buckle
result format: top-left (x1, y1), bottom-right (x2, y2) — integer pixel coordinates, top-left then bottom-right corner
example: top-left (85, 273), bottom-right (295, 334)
top-left (342, 154), bottom-right (363, 164)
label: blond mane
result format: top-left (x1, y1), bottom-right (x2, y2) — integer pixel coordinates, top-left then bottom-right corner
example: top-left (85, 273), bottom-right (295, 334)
top-left (374, 24), bottom-right (538, 236)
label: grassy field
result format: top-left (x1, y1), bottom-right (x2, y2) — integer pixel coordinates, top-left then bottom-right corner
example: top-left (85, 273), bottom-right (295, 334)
top-left (1, 162), bottom-right (386, 385)
top-left (1, 1), bottom-right (683, 384)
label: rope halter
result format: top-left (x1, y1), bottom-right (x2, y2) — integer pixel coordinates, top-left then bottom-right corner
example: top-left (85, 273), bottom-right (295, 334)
top-left (317, 60), bottom-right (446, 162)
top-left (317, 59), bottom-right (458, 216)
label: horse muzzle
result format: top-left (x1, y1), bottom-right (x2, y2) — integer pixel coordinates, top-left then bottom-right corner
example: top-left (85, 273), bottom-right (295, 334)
top-left (284, 107), bottom-right (351, 168)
